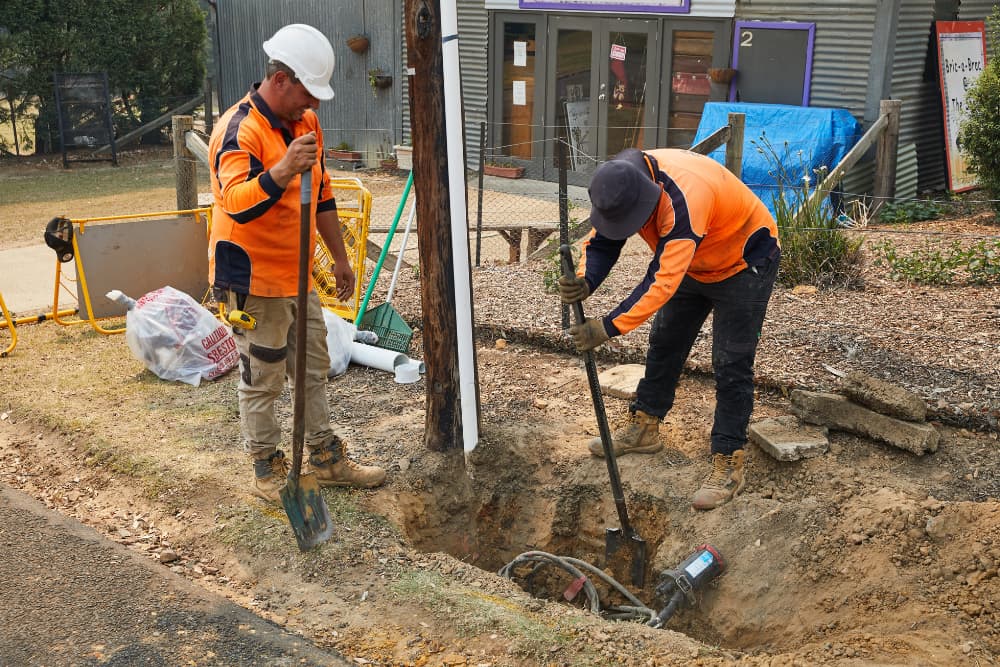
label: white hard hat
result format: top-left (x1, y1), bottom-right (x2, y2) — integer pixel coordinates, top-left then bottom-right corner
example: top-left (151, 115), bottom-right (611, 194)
top-left (263, 24), bottom-right (336, 100)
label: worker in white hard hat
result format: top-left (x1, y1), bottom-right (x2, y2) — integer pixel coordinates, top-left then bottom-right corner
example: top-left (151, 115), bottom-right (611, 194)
top-left (207, 23), bottom-right (386, 502)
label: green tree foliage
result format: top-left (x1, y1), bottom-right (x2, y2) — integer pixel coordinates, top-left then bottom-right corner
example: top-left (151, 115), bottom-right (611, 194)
top-left (959, 6), bottom-right (1000, 215)
top-left (0, 0), bottom-right (206, 152)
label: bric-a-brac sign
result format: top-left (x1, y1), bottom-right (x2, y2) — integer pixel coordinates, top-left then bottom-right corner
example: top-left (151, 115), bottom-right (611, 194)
top-left (936, 21), bottom-right (988, 192)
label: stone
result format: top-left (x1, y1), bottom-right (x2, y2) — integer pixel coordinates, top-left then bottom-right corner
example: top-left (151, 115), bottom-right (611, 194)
top-left (597, 364), bottom-right (646, 400)
top-left (840, 371), bottom-right (927, 422)
top-left (790, 390), bottom-right (939, 455)
top-left (749, 415), bottom-right (829, 461)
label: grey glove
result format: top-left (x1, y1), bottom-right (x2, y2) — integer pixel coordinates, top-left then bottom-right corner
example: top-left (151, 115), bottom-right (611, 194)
top-left (558, 275), bottom-right (590, 304)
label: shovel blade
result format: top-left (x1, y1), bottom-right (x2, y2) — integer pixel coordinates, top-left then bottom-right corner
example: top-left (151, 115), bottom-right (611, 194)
top-left (605, 527), bottom-right (648, 588)
top-left (280, 472), bottom-right (334, 551)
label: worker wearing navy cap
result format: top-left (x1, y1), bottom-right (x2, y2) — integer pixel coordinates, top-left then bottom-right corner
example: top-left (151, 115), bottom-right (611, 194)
top-left (560, 148), bottom-right (780, 510)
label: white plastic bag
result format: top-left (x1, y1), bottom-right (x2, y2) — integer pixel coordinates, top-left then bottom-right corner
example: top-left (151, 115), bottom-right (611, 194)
top-left (113, 286), bottom-right (238, 386)
top-left (323, 309), bottom-right (356, 377)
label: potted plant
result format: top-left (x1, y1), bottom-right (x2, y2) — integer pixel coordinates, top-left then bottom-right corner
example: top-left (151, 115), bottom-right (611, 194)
top-left (708, 67), bottom-right (737, 84)
top-left (368, 68), bottom-right (393, 94)
top-left (393, 143), bottom-right (413, 171)
top-left (346, 34), bottom-right (369, 54)
top-left (327, 142), bottom-right (362, 161)
top-left (484, 161), bottom-right (525, 179)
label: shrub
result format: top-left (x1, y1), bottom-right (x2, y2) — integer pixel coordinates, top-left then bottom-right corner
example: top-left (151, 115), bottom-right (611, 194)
top-left (959, 6), bottom-right (1000, 215)
top-left (877, 200), bottom-right (944, 224)
top-left (872, 237), bottom-right (1000, 285)
top-left (753, 136), bottom-right (865, 289)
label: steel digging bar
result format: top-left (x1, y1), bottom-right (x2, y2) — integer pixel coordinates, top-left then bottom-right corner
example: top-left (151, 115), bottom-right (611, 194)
top-left (560, 244), bottom-right (647, 587)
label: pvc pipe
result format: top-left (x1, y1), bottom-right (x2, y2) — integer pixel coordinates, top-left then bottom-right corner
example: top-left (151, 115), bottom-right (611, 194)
top-left (348, 341), bottom-right (426, 375)
top-left (441, 0), bottom-right (479, 453)
top-left (349, 341), bottom-right (407, 373)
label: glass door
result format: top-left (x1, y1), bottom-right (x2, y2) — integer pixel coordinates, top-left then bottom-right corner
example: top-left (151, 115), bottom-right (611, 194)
top-left (601, 20), bottom-right (658, 161)
top-left (545, 18), bottom-right (658, 183)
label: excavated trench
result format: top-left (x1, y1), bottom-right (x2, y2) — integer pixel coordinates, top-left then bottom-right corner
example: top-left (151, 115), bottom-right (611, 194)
top-left (389, 417), bottom-right (1000, 661)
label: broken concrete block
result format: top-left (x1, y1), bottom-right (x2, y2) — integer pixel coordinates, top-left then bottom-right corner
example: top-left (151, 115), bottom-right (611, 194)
top-left (597, 364), bottom-right (645, 400)
top-left (790, 390), bottom-right (939, 456)
top-left (749, 415), bottom-right (829, 461)
top-left (841, 371), bottom-right (927, 422)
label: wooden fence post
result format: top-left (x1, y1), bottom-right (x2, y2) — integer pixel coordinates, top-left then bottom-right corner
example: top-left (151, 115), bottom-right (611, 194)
top-left (873, 99), bottom-right (901, 204)
top-left (725, 112), bottom-right (745, 179)
top-left (172, 115), bottom-right (197, 210)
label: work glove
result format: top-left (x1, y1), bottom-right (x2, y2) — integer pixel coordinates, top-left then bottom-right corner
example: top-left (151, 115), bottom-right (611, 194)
top-left (558, 275), bottom-right (590, 304)
top-left (568, 318), bottom-right (609, 352)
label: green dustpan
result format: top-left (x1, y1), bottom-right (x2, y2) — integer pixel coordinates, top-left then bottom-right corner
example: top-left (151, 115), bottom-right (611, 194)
top-left (360, 303), bottom-right (413, 353)
top-left (357, 180), bottom-right (417, 354)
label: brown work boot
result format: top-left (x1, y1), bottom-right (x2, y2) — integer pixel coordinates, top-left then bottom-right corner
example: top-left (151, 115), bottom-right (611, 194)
top-left (308, 436), bottom-right (386, 489)
top-left (251, 450), bottom-right (290, 503)
top-left (691, 450), bottom-right (747, 511)
top-left (588, 409), bottom-right (663, 458)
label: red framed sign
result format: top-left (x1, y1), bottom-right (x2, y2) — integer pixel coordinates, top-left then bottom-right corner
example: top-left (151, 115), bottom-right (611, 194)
top-left (936, 21), bottom-right (987, 192)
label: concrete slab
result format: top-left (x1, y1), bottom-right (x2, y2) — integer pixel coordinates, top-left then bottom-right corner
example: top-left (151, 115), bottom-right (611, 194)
top-left (791, 390), bottom-right (939, 456)
top-left (749, 415), bottom-right (829, 461)
top-left (598, 363), bottom-right (646, 400)
top-left (841, 370), bottom-right (927, 422)
top-left (0, 245), bottom-right (75, 315)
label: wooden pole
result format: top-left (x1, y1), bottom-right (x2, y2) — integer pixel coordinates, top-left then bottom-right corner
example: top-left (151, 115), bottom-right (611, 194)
top-left (873, 99), bottom-right (902, 204)
top-left (725, 112), bottom-right (745, 179)
top-left (406, 0), bottom-right (462, 451)
top-left (172, 115), bottom-right (197, 210)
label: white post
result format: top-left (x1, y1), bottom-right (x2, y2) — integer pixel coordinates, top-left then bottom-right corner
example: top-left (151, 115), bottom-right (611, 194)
top-left (440, 0), bottom-right (479, 452)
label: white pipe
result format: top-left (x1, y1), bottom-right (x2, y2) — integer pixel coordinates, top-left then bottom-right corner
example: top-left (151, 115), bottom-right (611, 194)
top-left (348, 341), bottom-right (426, 375)
top-left (441, 0), bottom-right (479, 453)
top-left (349, 342), bottom-right (407, 373)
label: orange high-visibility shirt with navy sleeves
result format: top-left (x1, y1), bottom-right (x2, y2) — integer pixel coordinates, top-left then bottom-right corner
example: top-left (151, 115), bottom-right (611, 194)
top-left (580, 148), bottom-right (779, 337)
top-left (208, 86), bottom-right (336, 297)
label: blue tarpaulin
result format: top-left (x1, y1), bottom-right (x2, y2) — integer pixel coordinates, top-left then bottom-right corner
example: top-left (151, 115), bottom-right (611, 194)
top-left (691, 102), bottom-right (862, 217)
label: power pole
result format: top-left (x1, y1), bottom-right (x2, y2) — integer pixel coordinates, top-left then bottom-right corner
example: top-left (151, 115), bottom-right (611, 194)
top-left (405, 0), bottom-right (469, 452)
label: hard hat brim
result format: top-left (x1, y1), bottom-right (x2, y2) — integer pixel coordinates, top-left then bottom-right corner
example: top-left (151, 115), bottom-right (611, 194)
top-left (304, 81), bottom-right (335, 101)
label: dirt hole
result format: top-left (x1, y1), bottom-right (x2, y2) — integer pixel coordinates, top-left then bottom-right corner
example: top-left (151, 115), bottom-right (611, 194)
top-left (387, 405), bottom-right (1000, 661)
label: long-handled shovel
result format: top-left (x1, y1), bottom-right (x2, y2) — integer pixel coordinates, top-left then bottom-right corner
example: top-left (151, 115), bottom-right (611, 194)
top-left (560, 244), bottom-right (647, 587)
top-left (280, 169), bottom-right (335, 551)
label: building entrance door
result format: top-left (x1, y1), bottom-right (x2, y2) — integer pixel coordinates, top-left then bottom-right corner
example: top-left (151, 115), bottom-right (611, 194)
top-left (545, 17), bottom-right (658, 183)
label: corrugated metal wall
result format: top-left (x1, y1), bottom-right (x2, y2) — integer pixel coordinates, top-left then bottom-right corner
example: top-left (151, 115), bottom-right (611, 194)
top-left (890, 3), bottom-right (947, 193)
top-left (733, 2), bottom-right (876, 118)
top-left (214, 0), bottom-right (402, 165)
top-left (458, 1), bottom-right (490, 168)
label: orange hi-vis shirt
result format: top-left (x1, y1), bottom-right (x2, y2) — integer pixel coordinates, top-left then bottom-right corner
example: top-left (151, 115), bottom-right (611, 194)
top-left (208, 86), bottom-right (336, 297)
top-left (581, 148), bottom-right (779, 337)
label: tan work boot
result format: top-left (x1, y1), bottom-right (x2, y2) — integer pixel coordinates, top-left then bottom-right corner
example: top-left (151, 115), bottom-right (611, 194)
top-left (308, 436), bottom-right (387, 489)
top-left (588, 410), bottom-right (663, 458)
top-left (691, 450), bottom-right (746, 511)
top-left (251, 450), bottom-right (290, 503)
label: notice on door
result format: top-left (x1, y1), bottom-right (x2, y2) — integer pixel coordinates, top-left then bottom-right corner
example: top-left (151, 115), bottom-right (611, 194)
top-left (936, 21), bottom-right (987, 192)
top-left (512, 80), bottom-right (527, 106)
top-left (610, 44), bottom-right (627, 61)
top-left (514, 41), bottom-right (527, 67)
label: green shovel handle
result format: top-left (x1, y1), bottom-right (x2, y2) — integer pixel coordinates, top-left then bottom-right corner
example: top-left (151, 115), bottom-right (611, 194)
top-left (355, 170), bottom-right (414, 325)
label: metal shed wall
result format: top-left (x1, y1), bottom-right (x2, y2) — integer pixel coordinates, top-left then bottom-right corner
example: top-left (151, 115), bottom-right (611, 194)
top-left (890, 2), bottom-right (948, 194)
top-left (732, 2), bottom-right (877, 119)
top-left (458, 0), bottom-right (490, 169)
top-left (214, 0), bottom-right (402, 165)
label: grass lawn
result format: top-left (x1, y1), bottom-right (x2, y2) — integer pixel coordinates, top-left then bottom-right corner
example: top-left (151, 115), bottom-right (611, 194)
top-left (0, 147), bottom-right (211, 249)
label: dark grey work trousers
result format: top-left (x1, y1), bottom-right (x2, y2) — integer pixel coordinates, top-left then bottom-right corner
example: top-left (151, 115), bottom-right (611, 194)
top-left (631, 253), bottom-right (780, 455)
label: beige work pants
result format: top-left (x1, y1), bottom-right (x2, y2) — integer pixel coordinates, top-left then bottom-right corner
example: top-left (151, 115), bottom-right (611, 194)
top-left (229, 291), bottom-right (335, 459)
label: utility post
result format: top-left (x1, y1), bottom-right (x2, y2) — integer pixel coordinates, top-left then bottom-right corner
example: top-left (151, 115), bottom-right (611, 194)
top-left (405, 0), bottom-right (473, 452)
top-left (172, 115), bottom-right (197, 210)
